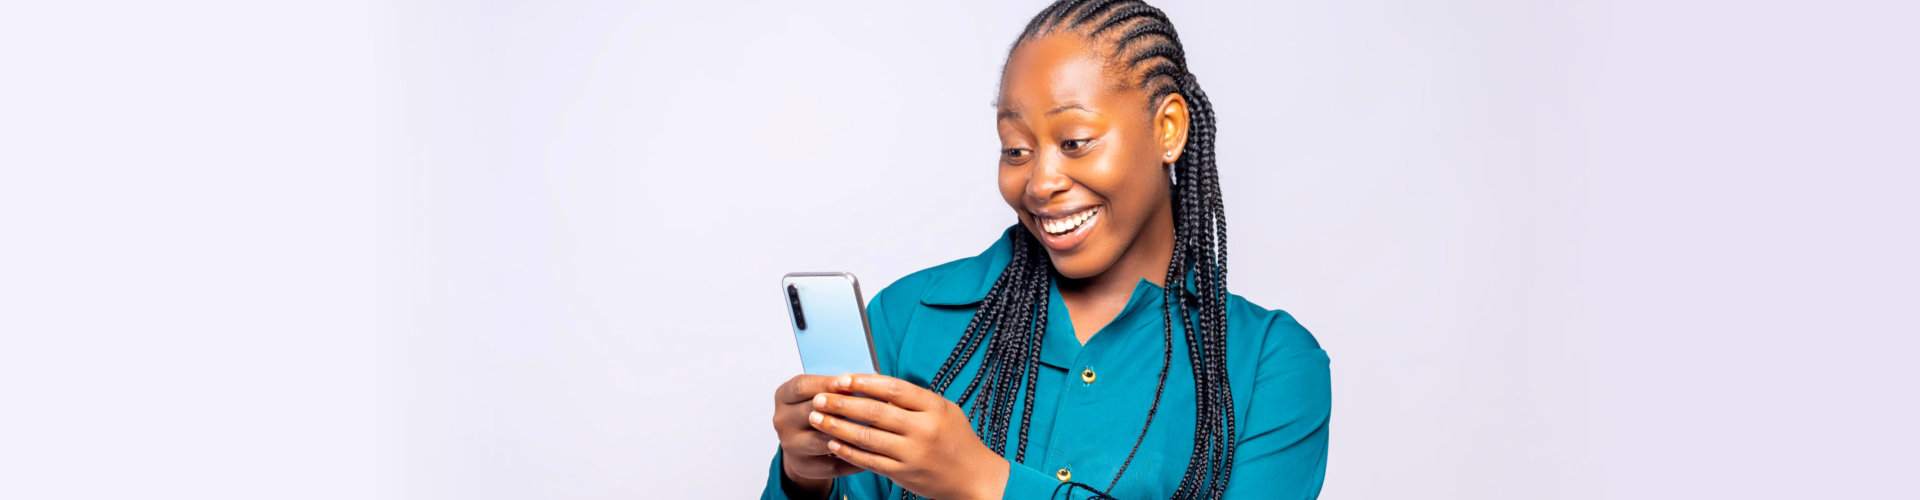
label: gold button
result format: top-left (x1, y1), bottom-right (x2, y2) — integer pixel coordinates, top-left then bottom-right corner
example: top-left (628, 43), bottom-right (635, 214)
top-left (1081, 368), bottom-right (1096, 384)
top-left (1056, 468), bottom-right (1072, 482)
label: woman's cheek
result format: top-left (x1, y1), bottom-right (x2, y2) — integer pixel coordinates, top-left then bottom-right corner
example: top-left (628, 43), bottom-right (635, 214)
top-left (998, 169), bottom-right (1025, 209)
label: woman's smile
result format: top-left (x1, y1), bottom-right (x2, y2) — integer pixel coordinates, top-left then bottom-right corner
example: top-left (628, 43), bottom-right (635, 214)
top-left (1031, 205), bottom-right (1102, 252)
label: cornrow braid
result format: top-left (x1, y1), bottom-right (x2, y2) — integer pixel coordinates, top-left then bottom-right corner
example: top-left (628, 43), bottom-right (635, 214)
top-left (908, 1), bottom-right (1234, 499)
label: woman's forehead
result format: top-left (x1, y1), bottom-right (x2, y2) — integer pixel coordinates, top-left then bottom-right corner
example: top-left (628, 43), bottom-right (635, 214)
top-left (998, 34), bottom-right (1140, 114)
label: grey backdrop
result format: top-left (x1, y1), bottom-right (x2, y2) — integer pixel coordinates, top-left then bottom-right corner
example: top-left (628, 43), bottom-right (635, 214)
top-left (2, 0), bottom-right (1915, 498)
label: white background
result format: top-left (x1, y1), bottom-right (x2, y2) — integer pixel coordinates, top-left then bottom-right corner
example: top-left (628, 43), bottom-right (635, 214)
top-left (2, 0), bottom-right (1915, 498)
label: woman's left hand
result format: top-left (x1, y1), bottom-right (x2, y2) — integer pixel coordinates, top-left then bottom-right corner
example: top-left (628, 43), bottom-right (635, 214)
top-left (809, 374), bottom-right (1009, 500)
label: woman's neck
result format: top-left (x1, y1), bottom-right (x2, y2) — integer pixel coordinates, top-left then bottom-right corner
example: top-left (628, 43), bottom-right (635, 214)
top-left (1056, 200), bottom-right (1176, 342)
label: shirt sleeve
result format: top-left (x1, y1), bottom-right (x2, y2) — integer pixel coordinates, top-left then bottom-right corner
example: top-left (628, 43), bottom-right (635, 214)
top-left (1222, 312), bottom-right (1331, 499)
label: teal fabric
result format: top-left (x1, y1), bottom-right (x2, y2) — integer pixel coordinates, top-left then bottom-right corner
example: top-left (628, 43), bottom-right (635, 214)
top-left (763, 226), bottom-right (1330, 499)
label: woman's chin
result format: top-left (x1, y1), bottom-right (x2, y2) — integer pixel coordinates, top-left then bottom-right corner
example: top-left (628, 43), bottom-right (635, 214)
top-left (1046, 252), bottom-right (1113, 281)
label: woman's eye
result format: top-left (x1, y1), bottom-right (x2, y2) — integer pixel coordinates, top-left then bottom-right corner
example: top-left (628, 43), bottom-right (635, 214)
top-left (1002, 148), bottom-right (1030, 161)
top-left (1062, 139), bottom-right (1090, 151)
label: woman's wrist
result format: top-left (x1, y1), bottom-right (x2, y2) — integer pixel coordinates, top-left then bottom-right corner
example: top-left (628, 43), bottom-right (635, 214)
top-left (779, 458), bottom-right (833, 500)
top-left (963, 453), bottom-right (1010, 500)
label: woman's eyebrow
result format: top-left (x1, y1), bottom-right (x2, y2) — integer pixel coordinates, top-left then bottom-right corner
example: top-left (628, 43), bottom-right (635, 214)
top-left (1046, 102), bottom-right (1092, 116)
top-left (998, 102), bottom-right (1093, 122)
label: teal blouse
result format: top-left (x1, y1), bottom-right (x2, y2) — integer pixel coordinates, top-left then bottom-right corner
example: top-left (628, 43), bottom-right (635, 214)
top-left (763, 227), bottom-right (1331, 499)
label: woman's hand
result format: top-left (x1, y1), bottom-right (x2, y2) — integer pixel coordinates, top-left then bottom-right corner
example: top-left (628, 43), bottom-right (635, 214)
top-left (809, 374), bottom-right (1010, 500)
top-left (773, 375), bottom-right (864, 498)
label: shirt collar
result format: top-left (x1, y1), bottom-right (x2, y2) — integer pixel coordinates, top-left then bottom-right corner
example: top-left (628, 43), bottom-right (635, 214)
top-left (919, 225), bottom-right (1202, 307)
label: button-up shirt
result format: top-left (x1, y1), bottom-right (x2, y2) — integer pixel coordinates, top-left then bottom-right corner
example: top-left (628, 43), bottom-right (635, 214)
top-left (763, 226), bottom-right (1330, 499)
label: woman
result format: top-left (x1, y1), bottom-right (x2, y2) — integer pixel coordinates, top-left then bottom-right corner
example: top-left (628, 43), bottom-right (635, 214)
top-left (764, 1), bottom-right (1330, 499)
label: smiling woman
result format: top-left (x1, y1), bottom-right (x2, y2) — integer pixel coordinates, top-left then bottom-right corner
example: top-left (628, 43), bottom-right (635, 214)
top-left (764, 1), bottom-right (1330, 499)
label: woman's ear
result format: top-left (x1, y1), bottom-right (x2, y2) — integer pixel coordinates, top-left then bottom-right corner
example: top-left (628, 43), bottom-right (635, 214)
top-left (1155, 93), bottom-right (1191, 164)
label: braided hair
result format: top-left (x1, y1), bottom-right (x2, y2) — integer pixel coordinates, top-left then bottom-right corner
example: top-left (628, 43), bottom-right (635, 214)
top-left (911, 1), bottom-right (1233, 499)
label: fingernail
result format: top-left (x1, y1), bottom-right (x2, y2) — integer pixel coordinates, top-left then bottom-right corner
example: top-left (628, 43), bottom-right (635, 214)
top-left (827, 440), bottom-right (841, 452)
top-left (813, 394), bottom-right (827, 407)
top-left (809, 411), bottom-right (823, 425)
top-left (837, 375), bottom-right (853, 388)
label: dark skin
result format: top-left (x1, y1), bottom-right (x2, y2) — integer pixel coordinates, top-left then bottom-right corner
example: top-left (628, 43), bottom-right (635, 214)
top-left (770, 33), bottom-right (1191, 500)
top-left (996, 34), bottom-right (1190, 344)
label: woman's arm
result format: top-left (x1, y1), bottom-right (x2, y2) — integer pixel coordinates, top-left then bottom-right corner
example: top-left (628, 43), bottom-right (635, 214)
top-left (1221, 314), bottom-right (1332, 499)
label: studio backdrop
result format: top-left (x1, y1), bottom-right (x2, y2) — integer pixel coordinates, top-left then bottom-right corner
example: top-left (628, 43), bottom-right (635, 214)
top-left (1, 0), bottom-right (1914, 499)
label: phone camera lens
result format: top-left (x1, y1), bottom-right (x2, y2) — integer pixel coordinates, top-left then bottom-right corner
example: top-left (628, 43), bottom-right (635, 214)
top-left (787, 284), bottom-right (807, 330)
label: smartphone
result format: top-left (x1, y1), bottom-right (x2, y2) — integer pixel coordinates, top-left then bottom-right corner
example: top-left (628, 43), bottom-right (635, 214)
top-left (783, 272), bottom-right (880, 376)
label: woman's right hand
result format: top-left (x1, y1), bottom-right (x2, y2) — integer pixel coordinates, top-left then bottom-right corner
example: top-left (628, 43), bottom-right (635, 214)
top-left (774, 374), bottom-right (864, 497)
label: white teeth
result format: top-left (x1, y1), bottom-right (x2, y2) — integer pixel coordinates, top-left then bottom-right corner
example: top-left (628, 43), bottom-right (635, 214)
top-left (1040, 207), bottom-right (1098, 235)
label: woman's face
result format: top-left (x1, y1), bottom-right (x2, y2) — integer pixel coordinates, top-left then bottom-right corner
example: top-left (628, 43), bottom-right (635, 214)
top-left (997, 34), bottom-right (1184, 280)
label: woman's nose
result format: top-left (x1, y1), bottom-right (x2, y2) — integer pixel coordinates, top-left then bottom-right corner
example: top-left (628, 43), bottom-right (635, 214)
top-left (1026, 154), bottom-right (1072, 200)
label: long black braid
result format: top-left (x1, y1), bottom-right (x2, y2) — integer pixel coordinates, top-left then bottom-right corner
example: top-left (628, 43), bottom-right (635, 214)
top-left (908, 1), bottom-right (1234, 499)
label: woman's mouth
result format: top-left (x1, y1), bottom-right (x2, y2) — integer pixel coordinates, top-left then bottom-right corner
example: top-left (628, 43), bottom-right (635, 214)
top-left (1033, 206), bottom-right (1100, 251)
